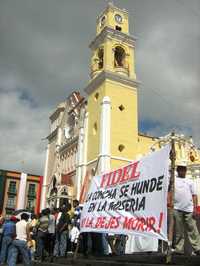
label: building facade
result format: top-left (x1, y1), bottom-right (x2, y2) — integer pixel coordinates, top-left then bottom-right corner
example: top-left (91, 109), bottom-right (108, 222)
top-left (41, 3), bottom-right (200, 210)
top-left (0, 169), bottom-right (42, 217)
top-left (40, 92), bottom-right (86, 209)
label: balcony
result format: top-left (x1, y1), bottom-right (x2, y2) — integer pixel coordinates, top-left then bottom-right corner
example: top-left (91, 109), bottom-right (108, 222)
top-left (26, 199), bottom-right (35, 212)
top-left (27, 191), bottom-right (36, 199)
top-left (114, 66), bottom-right (129, 77)
top-left (6, 195), bottom-right (16, 210)
top-left (7, 188), bottom-right (17, 195)
top-left (6, 205), bottom-right (15, 210)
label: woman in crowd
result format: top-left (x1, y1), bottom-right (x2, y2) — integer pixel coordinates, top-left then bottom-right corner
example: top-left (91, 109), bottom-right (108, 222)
top-left (53, 204), bottom-right (71, 258)
top-left (36, 208), bottom-right (49, 262)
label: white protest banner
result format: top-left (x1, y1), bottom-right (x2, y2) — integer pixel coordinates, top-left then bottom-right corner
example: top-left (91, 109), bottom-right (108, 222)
top-left (80, 145), bottom-right (170, 241)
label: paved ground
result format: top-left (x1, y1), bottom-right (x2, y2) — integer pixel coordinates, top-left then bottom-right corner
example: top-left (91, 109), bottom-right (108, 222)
top-left (29, 252), bottom-right (200, 266)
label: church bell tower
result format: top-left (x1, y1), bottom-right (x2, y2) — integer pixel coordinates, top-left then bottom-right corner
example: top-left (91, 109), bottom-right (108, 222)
top-left (85, 3), bottom-right (139, 174)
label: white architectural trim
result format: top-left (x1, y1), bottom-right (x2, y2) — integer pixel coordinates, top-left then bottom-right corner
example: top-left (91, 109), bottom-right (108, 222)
top-left (17, 172), bottom-right (27, 210)
top-left (75, 109), bottom-right (89, 201)
top-left (86, 158), bottom-right (98, 166)
top-left (89, 26), bottom-right (137, 50)
top-left (111, 156), bottom-right (133, 163)
top-left (82, 111), bottom-right (89, 186)
top-left (57, 127), bottom-right (62, 146)
top-left (75, 110), bottom-right (85, 199)
top-left (40, 144), bottom-right (50, 210)
top-left (98, 96), bottom-right (111, 174)
top-left (84, 70), bottom-right (140, 95)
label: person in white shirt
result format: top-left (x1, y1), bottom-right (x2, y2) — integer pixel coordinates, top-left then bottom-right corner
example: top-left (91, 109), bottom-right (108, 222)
top-left (69, 220), bottom-right (80, 252)
top-left (47, 208), bottom-right (56, 261)
top-left (8, 213), bottom-right (31, 266)
top-left (174, 164), bottom-right (200, 255)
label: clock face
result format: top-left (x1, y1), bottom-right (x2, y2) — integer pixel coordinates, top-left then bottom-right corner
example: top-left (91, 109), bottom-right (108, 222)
top-left (115, 14), bottom-right (123, 23)
top-left (100, 16), bottom-right (106, 27)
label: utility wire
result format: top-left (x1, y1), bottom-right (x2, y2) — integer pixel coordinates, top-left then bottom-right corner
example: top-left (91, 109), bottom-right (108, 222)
top-left (139, 85), bottom-right (176, 110)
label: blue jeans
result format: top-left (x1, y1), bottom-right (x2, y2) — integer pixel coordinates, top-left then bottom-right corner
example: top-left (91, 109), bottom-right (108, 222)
top-left (54, 231), bottom-right (68, 257)
top-left (36, 230), bottom-right (48, 260)
top-left (102, 233), bottom-right (109, 255)
top-left (0, 235), bottom-right (12, 263)
top-left (7, 239), bottom-right (31, 266)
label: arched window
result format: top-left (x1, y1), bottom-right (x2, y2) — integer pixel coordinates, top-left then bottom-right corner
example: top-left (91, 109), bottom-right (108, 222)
top-left (98, 48), bottom-right (104, 69)
top-left (50, 176), bottom-right (57, 196)
top-left (114, 46), bottom-right (126, 67)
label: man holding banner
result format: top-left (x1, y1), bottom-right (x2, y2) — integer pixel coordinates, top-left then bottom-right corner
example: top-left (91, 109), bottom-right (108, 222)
top-left (80, 145), bottom-right (170, 249)
top-left (173, 164), bottom-right (200, 255)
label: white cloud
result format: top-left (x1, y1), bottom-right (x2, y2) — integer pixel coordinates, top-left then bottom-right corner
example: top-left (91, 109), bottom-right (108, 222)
top-left (0, 90), bottom-right (49, 174)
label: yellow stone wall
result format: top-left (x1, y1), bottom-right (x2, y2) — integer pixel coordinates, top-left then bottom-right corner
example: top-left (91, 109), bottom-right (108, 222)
top-left (87, 83), bottom-right (105, 162)
top-left (86, 78), bottom-right (139, 169)
top-left (137, 134), bottom-right (158, 157)
top-left (105, 80), bottom-right (138, 159)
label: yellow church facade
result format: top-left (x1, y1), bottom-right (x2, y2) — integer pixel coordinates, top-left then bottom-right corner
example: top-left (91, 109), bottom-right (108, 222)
top-left (41, 3), bottom-right (200, 209)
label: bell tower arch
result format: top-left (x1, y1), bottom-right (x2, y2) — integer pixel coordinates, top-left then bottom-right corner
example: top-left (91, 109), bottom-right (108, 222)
top-left (90, 3), bottom-right (136, 80)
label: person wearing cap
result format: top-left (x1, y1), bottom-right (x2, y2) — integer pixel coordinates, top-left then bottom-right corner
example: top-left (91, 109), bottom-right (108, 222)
top-left (0, 216), bottom-right (17, 264)
top-left (174, 163), bottom-right (200, 255)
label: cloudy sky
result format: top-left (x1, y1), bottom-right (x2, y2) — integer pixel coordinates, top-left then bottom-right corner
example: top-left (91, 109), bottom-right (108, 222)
top-left (0, 0), bottom-right (199, 175)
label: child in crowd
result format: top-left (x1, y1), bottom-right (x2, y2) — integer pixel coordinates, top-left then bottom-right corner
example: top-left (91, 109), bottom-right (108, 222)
top-left (27, 238), bottom-right (36, 261)
top-left (69, 219), bottom-right (80, 252)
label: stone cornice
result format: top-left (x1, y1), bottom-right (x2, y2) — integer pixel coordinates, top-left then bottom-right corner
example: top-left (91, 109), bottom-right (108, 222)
top-left (84, 70), bottom-right (140, 95)
top-left (59, 136), bottom-right (78, 154)
top-left (47, 128), bottom-right (58, 142)
top-left (89, 27), bottom-right (137, 50)
top-left (138, 132), bottom-right (158, 140)
top-left (49, 107), bottom-right (65, 121)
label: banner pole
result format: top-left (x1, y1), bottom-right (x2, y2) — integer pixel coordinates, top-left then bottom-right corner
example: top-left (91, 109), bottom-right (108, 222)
top-left (166, 131), bottom-right (176, 263)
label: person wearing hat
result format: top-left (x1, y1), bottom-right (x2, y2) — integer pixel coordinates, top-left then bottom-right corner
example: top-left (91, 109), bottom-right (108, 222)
top-left (0, 216), bottom-right (17, 264)
top-left (174, 163), bottom-right (200, 255)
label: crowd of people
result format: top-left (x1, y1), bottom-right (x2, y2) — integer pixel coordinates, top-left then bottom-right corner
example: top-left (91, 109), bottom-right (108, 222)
top-left (0, 199), bottom-right (126, 266)
top-left (0, 164), bottom-right (200, 265)
top-left (0, 200), bottom-right (83, 265)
